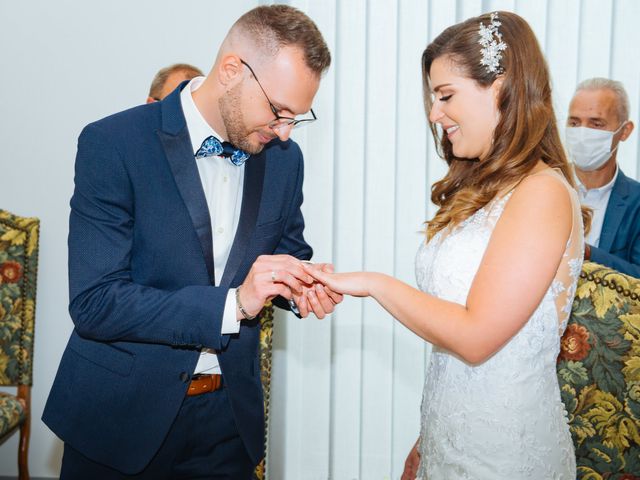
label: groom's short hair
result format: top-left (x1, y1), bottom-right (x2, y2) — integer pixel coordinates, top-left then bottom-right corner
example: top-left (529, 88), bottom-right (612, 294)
top-left (233, 5), bottom-right (331, 76)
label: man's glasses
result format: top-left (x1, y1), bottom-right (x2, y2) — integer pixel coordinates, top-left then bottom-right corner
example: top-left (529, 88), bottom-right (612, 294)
top-left (240, 59), bottom-right (317, 131)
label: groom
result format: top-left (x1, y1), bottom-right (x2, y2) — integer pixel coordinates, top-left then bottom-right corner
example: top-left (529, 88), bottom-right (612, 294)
top-left (43, 5), bottom-right (337, 479)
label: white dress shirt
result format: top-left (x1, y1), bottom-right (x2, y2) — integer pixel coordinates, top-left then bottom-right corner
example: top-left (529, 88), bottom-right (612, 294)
top-left (576, 165), bottom-right (619, 248)
top-left (180, 77), bottom-right (244, 375)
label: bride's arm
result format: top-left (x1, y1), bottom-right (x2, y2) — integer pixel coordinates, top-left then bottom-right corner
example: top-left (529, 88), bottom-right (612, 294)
top-left (309, 174), bottom-right (573, 364)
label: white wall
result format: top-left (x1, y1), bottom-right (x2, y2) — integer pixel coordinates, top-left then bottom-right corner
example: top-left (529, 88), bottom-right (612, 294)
top-left (0, 0), bottom-right (258, 476)
top-left (0, 0), bottom-right (638, 478)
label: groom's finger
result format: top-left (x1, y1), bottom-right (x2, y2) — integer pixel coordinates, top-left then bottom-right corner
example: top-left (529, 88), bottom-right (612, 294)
top-left (320, 263), bottom-right (335, 273)
top-left (292, 293), bottom-right (310, 318)
top-left (306, 288), bottom-right (327, 319)
top-left (313, 283), bottom-right (335, 314)
top-left (258, 255), bottom-right (314, 284)
top-left (262, 270), bottom-right (303, 295)
top-left (324, 287), bottom-right (343, 305)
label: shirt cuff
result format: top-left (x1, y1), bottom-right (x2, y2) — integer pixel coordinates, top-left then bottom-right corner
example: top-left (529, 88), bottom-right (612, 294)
top-left (221, 288), bottom-right (241, 335)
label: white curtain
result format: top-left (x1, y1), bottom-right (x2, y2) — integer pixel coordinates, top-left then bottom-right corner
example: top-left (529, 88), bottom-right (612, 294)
top-left (268, 1), bottom-right (640, 479)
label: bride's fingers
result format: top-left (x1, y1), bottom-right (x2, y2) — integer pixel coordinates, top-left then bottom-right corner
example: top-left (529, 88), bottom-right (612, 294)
top-left (303, 264), bottom-right (330, 283)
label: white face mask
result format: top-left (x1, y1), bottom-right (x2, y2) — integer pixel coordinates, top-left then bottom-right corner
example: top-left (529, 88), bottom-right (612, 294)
top-left (565, 122), bottom-right (626, 171)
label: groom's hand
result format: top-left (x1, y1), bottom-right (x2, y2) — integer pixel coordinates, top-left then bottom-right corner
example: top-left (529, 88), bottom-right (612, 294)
top-left (293, 263), bottom-right (343, 319)
top-left (237, 255), bottom-right (314, 319)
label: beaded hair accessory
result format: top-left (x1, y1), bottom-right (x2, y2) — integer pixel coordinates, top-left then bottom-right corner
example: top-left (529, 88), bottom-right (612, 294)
top-left (478, 12), bottom-right (508, 74)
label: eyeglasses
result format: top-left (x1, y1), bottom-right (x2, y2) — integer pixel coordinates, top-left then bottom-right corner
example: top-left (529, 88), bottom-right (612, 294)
top-left (240, 59), bottom-right (317, 130)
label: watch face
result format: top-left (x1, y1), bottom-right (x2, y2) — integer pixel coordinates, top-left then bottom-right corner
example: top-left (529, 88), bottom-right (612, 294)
top-left (288, 298), bottom-right (300, 315)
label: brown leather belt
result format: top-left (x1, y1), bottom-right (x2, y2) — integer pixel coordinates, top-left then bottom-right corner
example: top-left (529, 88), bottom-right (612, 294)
top-left (187, 374), bottom-right (223, 396)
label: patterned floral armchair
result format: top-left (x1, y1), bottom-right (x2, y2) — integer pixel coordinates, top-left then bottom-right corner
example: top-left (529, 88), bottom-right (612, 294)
top-left (253, 303), bottom-right (274, 480)
top-left (558, 261), bottom-right (640, 479)
top-left (0, 209), bottom-right (39, 480)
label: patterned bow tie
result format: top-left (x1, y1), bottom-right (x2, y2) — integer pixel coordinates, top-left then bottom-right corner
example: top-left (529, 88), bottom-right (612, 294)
top-left (194, 135), bottom-right (250, 166)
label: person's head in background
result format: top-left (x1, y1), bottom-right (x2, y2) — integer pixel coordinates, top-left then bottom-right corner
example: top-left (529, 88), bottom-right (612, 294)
top-left (147, 63), bottom-right (204, 103)
top-left (566, 77), bottom-right (634, 180)
top-left (193, 4), bottom-right (331, 154)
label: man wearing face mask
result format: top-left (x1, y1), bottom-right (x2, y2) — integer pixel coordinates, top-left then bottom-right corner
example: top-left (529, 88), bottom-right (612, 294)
top-left (566, 77), bottom-right (639, 277)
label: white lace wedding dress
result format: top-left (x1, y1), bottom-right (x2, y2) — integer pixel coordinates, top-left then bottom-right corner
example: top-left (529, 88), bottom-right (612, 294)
top-left (415, 171), bottom-right (582, 479)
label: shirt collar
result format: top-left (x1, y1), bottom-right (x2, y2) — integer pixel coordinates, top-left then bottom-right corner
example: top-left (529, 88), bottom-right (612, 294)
top-left (180, 77), bottom-right (225, 155)
top-left (574, 164), bottom-right (619, 195)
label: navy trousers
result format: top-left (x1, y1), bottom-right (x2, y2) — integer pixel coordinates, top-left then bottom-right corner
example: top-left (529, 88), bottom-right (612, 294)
top-left (60, 388), bottom-right (256, 479)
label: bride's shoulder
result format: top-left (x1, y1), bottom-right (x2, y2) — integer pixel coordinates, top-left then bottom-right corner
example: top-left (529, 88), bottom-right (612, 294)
top-left (519, 167), bottom-right (573, 197)
top-left (503, 169), bottom-right (574, 221)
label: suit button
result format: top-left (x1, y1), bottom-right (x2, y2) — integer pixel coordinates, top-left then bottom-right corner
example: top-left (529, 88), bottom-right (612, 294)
top-left (180, 372), bottom-right (190, 383)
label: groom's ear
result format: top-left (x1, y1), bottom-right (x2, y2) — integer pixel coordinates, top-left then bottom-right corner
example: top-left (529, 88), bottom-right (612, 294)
top-left (218, 54), bottom-right (243, 88)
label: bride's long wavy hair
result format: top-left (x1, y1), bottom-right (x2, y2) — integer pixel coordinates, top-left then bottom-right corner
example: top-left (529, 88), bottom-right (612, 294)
top-left (422, 11), bottom-right (590, 240)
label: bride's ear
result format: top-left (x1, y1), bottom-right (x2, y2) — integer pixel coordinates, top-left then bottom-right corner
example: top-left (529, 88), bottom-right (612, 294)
top-left (491, 75), bottom-right (505, 101)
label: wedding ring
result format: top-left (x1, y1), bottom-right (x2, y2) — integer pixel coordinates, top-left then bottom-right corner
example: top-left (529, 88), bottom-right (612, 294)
top-left (271, 270), bottom-right (277, 282)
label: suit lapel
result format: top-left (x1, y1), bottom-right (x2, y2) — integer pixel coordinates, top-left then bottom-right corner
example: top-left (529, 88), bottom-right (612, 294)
top-left (220, 152), bottom-right (266, 288)
top-left (599, 171), bottom-right (629, 252)
top-left (158, 86), bottom-right (215, 284)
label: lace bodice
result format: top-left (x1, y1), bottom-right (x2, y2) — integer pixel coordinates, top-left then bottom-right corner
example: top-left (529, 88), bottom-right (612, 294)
top-left (415, 172), bottom-right (582, 479)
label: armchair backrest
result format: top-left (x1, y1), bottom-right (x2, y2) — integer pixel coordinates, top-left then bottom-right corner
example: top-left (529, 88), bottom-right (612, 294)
top-left (253, 303), bottom-right (274, 480)
top-left (559, 261), bottom-right (640, 478)
top-left (0, 210), bottom-right (39, 387)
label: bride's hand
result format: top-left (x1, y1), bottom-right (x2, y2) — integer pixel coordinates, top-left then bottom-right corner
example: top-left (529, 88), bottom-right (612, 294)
top-left (303, 265), bottom-right (372, 297)
top-left (401, 438), bottom-right (420, 480)
top-left (291, 263), bottom-right (344, 318)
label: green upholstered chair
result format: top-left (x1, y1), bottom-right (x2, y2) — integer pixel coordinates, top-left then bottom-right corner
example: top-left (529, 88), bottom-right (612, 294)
top-left (558, 261), bottom-right (640, 479)
top-left (0, 209), bottom-right (39, 480)
top-left (253, 302), bottom-right (274, 480)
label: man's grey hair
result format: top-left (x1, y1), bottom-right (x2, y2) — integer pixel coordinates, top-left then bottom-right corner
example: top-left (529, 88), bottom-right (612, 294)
top-left (575, 77), bottom-right (630, 122)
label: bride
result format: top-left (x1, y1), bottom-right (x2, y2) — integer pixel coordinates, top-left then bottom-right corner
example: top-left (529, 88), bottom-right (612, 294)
top-left (306, 11), bottom-right (588, 479)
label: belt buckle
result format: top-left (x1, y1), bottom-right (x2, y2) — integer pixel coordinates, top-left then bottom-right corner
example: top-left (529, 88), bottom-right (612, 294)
top-left (187, 374), bottom-right (222, 396)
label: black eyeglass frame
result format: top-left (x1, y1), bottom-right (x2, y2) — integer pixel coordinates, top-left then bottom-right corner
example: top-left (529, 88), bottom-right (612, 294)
top-left (240, 59), bottom-right (317, 130)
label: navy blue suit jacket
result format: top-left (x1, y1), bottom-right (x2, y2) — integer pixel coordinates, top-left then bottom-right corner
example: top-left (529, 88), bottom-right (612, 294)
top-left (589, 169), bottom-right (640, 278)
top-left (42, 85), bottom-right (312, 474)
